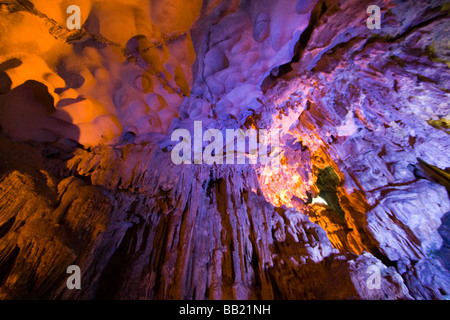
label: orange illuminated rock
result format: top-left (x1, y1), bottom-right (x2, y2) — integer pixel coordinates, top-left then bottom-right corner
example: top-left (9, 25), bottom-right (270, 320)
top-left (0, 0), bottom-right (449, 301)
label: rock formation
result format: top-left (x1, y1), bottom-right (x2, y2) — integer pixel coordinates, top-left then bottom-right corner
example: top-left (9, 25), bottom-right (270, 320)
top-left (0, 0), bottom-right (449, 299)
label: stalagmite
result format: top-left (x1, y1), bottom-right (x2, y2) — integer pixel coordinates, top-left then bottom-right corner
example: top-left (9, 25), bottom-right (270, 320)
top-left (0, 0), bottom-right (449, 300)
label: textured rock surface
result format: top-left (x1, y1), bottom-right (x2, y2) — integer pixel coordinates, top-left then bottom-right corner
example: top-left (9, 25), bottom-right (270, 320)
top-left (0, 0), bottom-right (202, 145)
top-left (0, 134), bottom-right (413, 300)
top-left (0, 0), bottom-right (450, 300)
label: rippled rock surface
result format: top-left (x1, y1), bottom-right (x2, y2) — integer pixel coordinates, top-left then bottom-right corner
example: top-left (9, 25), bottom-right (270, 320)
top-left (0, 0), bottom-right (449, 299)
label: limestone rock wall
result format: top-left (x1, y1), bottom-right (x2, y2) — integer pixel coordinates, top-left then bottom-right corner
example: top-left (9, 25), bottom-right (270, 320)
top-left (0, 0), bottom-right (449, 300)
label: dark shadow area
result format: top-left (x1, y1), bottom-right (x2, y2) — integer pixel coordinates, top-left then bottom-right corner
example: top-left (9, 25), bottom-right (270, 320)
top-left (437, 211), bottom-right (450, 272)
top-left (23, 80), bottom-right (55, 113)
top-left (260, 0), bottom-right (330, 92)
top-left (316, 166), bottom-right (347, 223)
top-left (0, 78), bottom-right (80, 147)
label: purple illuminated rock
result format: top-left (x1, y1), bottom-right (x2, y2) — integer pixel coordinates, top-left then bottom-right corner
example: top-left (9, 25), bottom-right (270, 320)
top-left (0, 0), bottom-right (449, 300)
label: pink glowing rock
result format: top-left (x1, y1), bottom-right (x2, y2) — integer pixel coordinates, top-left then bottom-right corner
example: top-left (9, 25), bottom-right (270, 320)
top-left (0, 0), bottom-right (449, 301)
